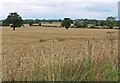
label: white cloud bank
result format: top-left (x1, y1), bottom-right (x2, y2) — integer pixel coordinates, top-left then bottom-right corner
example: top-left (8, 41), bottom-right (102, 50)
top-left (0, 0), bottom-right (119, 20)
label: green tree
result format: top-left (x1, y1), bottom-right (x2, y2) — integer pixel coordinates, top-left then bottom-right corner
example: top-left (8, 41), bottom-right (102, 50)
top-left (3, 12), bottom-right (23, 30)
top-left (29, 21), bottom-right (33, 26)
top-left (74, 20), bottom-right (82, 28)
top-left (100, 20), bottom-right (105, 26)
top-left (106, 16), bottom-right (116, 29)
top-left (2, 20), bottom-right (10, 26)
top-left (74, 20), bottom-right (87, 28)
top-left (43, 19), bottom-right (46, 24)
top-left (59, 19), bottom-right (62, 22)
top-left (61, 18), bottom-right (73, 29)
top-left (49, 20), bottom-right (53, 24)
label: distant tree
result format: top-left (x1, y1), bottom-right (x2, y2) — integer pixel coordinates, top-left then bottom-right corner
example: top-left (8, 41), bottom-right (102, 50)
top-left (29, 21), bottom-right (33, 26)
top-left (74, 20), bottom-right (81, 28)
top-left (3, 12), bottom-right (23, 31)
top-left (100, 20), bottom-right (107, 28)
top-left (38, 22), bottom-right (41, 26)
top-left (118, 21), bottom-right (120, 28)
top-left (82, 23), bottom-right (88, 28)
top-left (49, 20), bottom-right (53, 24)
top-left (106, 16), bottom-right (116, 29)
top-left (43, 19), bottom-right (46, 24)
top-left (74, 20), bottom-right (87, 28)
top-left (59, 19), bottom-right (62, 22)
top-left (35, 19), bottom-right (40, 23)
top-left (61, 18), bottom-right (73, 29)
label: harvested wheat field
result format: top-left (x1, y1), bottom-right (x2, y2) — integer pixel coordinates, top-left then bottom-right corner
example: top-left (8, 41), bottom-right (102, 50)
top-left (2, 26), bottom-right (119, 81)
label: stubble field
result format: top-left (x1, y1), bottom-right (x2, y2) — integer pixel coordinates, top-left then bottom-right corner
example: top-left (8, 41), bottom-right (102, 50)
top-left (1, 26), bottom-right (119, 81)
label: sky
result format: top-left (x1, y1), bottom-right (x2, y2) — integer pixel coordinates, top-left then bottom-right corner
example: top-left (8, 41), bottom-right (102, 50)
top-left (0, 0), bottom-right (119, 20)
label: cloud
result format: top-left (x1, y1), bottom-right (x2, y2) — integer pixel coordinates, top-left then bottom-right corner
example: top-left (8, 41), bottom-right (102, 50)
top-left (0, 0), bottom-right (119, 19)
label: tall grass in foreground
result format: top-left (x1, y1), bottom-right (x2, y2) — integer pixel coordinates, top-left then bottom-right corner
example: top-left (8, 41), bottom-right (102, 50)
top-left (32, 39), bottom-right (118, 81)
top-left (32, 55), bottom-right (118, 81)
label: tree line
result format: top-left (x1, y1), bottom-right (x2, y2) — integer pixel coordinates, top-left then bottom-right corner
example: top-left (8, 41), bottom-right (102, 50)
top-left (1, 12), bottom-right (119, 30)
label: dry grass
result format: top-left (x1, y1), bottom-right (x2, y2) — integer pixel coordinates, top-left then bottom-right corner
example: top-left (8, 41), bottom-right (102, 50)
top-left (1, 26), bottom-right (118, 81)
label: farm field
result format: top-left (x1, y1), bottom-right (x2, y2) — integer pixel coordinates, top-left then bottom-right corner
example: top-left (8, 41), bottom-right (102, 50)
top-left (1, 26), bottom-right (119, 81)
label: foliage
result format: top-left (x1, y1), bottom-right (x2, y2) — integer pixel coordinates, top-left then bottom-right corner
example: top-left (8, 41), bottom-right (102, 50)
top-left (100, 20), bottom-right (107, 26)
top-left (2, 12), bottom-right (23, 30)
top-left (106, 16), bottom-right (116, 29)
top-left (49, 21), bottom-right (53, 24)
top-left (74, 20), bottom-right (87, 28)
top-left (29, 22), bottom-right (33, 26)
top-left (2, 20), bottom-right (10, 26)
top-left (103, 64), bottom-right (118, 81)
top-left (61, 18), bottom-right (73, 29)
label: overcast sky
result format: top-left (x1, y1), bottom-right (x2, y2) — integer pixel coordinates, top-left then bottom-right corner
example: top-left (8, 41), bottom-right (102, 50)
top-left (0, 0), bottom-right (119, 20)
